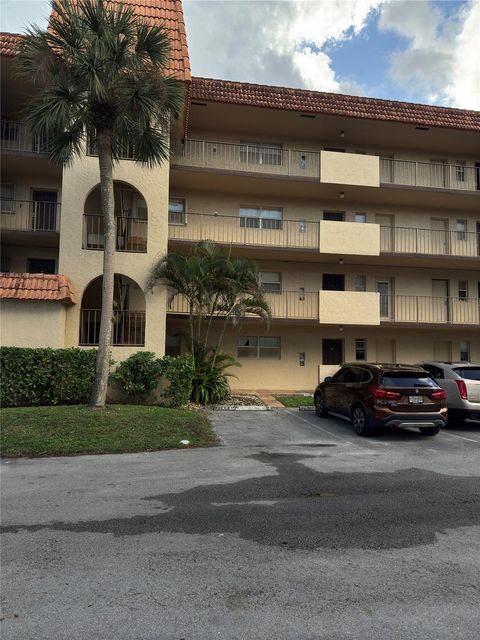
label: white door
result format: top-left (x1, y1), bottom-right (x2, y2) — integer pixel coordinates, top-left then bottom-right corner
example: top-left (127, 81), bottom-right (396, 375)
top-left (432, 279), bottom-right (449, 322)
top-left (377, 279), bottom-right (392, 319)
top-left (376, 339), bottom-right (395, 363)
top-left (376, 214), bottom-right (394, 252)
top-left (430, 218), bottom-right (449, 255)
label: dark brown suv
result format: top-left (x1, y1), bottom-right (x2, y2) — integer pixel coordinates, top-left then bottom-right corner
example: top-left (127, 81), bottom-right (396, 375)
top-left (314, 363), bottom-right (447, 436)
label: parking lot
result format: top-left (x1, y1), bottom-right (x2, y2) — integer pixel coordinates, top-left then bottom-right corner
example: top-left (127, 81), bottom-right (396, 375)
top-left (1, 409), bottom-right (480, 639)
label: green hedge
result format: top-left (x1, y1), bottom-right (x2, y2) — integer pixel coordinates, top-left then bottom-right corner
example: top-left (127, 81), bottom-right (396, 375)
top-left (0, 347), bottom-right (97, 407)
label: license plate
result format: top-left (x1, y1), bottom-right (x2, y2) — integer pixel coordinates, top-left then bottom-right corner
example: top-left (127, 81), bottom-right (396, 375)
top-left (409, 395), bottom-right (423, 404)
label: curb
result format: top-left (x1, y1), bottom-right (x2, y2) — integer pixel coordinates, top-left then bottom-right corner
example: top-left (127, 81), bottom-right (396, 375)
top-left (210, 405), bottom-right (273, 411)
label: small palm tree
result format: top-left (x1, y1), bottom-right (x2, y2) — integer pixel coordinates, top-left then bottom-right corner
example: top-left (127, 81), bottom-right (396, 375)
top-left (16, 0), bottom-right (185, 407)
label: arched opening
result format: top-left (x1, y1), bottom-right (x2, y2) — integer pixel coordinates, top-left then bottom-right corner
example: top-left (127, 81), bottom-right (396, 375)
top-left (79, 274), bottom-right (146, 346)
top-left (83, 181), bottom-right (148, 253)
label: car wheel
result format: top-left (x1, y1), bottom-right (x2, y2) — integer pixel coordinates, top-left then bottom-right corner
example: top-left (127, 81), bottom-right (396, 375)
top-left (314, 393), bottom-right (327, 417)
top-left (351, 405), bottom-right (373, 436)
top-left (419, 426), bottom-right (440, 436)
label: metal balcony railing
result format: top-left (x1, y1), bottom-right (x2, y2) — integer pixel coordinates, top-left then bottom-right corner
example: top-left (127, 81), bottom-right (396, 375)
top-left (168, 211), bottom-right (319, 249)
top-left (79, 309), bottom-right (146, 346)
top-left (1, 120), bottom-right (50, 154)
top-left (168, 290), bottom-right (320, 321)
top-left (380, 158), bottom-right (479, 192)
top-left (83, 214), bottom-right (148, 252)
top-left (172, 140), bottom-right (321, 179)
top-left (0, 199), bottom-right (61, 232)
top-left (380, 295), bottom-right (479, 324)
top-left (380, 226), bottom-right (480, 258)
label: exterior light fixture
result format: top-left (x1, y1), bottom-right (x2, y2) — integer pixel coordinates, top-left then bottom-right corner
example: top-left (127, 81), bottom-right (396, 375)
top-left (339, 258), bottom-right (344, 265)
top-left (339, 325), bottom-right (344, 332)
top-left (340, 131), bottom-right (345, 138)
top-left (340, 192), bottom-right (345, 199)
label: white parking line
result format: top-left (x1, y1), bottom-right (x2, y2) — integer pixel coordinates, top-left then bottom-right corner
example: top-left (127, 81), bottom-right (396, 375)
top-left (440, 430), bottom-right (480, 445)
top-left (286, 409), bottom-right (367, 449)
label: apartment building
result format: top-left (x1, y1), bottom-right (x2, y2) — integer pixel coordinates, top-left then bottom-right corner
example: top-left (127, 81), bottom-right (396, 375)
top-left (1, 0), bottom-right (479, 392)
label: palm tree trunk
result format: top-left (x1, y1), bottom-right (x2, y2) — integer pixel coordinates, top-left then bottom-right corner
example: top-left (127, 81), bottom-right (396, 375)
top-left (89, 130), bottom-right (115, 407)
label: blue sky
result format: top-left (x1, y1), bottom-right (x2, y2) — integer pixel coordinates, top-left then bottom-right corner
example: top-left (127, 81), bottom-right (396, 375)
top-left (1, 0), bottom-right (479, 109)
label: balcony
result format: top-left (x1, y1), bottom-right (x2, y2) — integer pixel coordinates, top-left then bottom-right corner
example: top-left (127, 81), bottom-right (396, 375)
top-left (380, 295), bottom-right (479, 325)
top-left (380, 158), bottom-right (479, 192)
top-left (1, 120), bottom-right (50, 155)
top-left (380, 227), bottom-right (479, 258)
top-left (1, 200), bottom-right (61, 232)
top-left (83, 214), bottom-right (148, 252)
top-left (79, 309), bottom-right (146, 346)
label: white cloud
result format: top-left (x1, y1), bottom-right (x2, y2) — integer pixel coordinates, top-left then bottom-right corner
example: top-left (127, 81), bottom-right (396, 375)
top-left (183, 0), bottom-right (381, 93)
top-left (379, 0), bottom-right (480, 109)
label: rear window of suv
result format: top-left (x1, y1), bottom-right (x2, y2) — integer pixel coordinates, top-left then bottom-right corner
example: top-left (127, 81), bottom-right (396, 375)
top-left (453, 367), bottom-right (480, 381)
top-left (381, 373), bottom-right (437, 387)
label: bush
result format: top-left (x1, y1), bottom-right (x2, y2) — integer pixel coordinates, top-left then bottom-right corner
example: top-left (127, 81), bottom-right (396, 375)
top-left (0, 347), bottom-right (97, 407)
top-left (113, 352), bottom-right (194, 408)
top-left (191, 351), bottom-right (239, 405)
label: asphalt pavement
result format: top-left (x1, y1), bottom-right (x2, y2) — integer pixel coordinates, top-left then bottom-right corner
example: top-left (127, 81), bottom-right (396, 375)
top-left (1, 409), bottom-right (480, 639)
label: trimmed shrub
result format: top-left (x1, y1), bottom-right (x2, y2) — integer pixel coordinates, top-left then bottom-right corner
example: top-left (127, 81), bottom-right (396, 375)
top-left (158, 354), bottom-right (194, 408)
top-left (0, 347), bottom-right (97, 407)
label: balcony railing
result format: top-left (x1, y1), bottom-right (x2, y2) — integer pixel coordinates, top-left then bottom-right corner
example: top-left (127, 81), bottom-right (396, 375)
top-left (1, 120), bottom-right (50, 155)
top-left (380, 295), bottom-right (479, 325)
top-left (83, 214), bottom-right (148, 252)
top-left (168, 290), bottom-right (320, 321)
top-left (79, 309), bottom-right (146, 346)
top-left (168, 211), bottom-right (319, 250)
top-left (173, 140), bottom-right (321, 179)
top-left (380, 226), bottom-right (479, 257)
top-left (380, 158), bottom-right (479, 192)
top-left (1, 200), bottom-right (61, 232)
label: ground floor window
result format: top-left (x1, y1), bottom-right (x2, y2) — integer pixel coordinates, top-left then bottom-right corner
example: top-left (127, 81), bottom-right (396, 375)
top-left (459, 341), bottom-right (470, 362)
top-left (237, 336), bottom-right (281, 359)
top-left (27, 258), bottom-right (56, 274)
top-left (355, 338), bottom-right (367, 360)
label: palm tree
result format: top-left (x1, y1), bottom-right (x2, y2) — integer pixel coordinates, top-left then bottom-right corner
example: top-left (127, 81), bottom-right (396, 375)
top-left (15, 0), bottom-right (185, 407)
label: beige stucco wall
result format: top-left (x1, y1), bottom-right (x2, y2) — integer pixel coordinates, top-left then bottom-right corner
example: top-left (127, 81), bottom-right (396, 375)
top-left (319, 220), bottom-right (379, 256)
top-left (1, 300), bottom-right (66, 348)
top-left (1, 246), bottom-right (59, 273)
top-left (319, 291), bottom-right (380, 325)
top-left (59, 150), bottom-right (170, 360)
top-left (320, 150), bottom-right (380, 187)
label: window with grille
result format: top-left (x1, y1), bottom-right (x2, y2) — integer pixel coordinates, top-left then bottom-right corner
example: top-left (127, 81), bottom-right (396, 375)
top-left (239, 206), bottom-right (282, 230)
top-left (237, 336), bottom-right (281, 359)
top-left (169, 198), bottom-right (186, 224)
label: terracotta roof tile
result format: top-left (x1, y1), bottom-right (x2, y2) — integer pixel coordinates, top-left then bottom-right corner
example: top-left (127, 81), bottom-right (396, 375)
top-left (0, 274), bottom-right (76, 304)
top-left (0, 0), bottom-right (190, 80)
top-left (190, 77), bottom-right (480, 132)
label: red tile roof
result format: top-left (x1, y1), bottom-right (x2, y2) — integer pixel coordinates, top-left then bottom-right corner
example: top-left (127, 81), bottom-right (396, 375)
top-left (190, 77), bottom-right (480, 132)
top-left (0, 0), bottom-right (190, 80)
top-left (0, 274), bottom-right (76, 304)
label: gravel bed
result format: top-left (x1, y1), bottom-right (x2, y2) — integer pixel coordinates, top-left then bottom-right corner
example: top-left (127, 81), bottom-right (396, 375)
top-left (184, 395), bottom-right (265, 411)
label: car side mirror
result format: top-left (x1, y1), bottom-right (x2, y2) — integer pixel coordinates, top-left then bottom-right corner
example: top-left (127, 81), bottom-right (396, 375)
top-left (324, 376), bottom-right (332, 383)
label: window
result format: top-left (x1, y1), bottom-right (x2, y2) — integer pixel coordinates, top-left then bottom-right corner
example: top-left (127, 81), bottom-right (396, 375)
top-left (458, 280), bottom-right (468, 301)
top-left (422, 365), bottom-right (444, 380)
top-left (239, 141), bottom-right (282, 166)
top-left (169, 198), bottom-right (186, 224)
top-left (323, 211), bottom-right (344, 222)
top-left (381, 373), bottom-right (437, 387)
top-left (239, 206), bottom-right (282, 230)
top-left (259, 271), bottom-right (282, 293)
top-left (457, 220), bottom-right (467, 241)
top-left (237, 336), bottom-right (281, 359)
top-left (1, 183), bottom-right (15, 213)
top-left (455, 161), bottom-right (466, 182)
top-left (459, 341), bottom-right (470, 362)
top-left (354, 275), bottom-right (366, 292)
top-left (452, 367), bottom-right (480, 381)
top-left (355, 339), bottom-right (367, 360)
top-left (27, 258), bottom-right (55, 274)
top-left (322, 273), bottom-right (345, 291)
top-left (355, 213), bottom-right (367, 223)
top-left (1, 121), bottom-right (18, 141)
top-left (322, 339), bottom-right (343, 365)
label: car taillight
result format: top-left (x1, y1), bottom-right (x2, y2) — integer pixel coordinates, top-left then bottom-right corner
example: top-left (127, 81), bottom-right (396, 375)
top-left (371, 387), bottom-right (400, 400)
top-left (455, 379), bottom-right (468, 400)
top-left (431, 389), bottom-right (447, 400)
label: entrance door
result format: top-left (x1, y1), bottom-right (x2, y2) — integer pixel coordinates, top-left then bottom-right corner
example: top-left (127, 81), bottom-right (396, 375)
top-left (377, 279), bottom-right (392, 319)
top-left (376, 339), bottom-right (395, 363)
top-left (322, 273), bottom-right (345, 291)
top-left (31, 190), bottom-right (57, 231)
top-left (322, 339), bottom-right (343, 365)
top-left (431, 218), bottom-right (449, 255)
top-left (376, 214), bottom-right (394, 252)
top-left (432, 279), bottom-right (449, 322)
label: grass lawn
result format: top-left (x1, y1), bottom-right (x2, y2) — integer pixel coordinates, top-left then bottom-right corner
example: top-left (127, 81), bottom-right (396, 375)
top-left (0, 405), bottom-right (216, 457)
top-left (275, 395), bottom-right (314, 408)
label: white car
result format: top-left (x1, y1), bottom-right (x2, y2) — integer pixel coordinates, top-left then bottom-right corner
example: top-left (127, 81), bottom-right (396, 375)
top-left (416, 362), bottom-right (480, 425)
